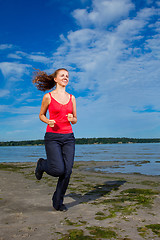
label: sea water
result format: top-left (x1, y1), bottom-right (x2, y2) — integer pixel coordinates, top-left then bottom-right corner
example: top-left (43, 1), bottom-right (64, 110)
top-left (0, 143), bottom-right (159, 176)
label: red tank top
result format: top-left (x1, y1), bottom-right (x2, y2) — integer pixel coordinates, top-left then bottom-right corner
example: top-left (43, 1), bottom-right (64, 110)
top-left (46, 92), bottom-right (73, 134)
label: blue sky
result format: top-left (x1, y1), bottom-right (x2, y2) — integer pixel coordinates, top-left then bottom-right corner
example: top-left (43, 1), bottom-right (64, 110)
top-left (0, 0), bottom-right (160, 141)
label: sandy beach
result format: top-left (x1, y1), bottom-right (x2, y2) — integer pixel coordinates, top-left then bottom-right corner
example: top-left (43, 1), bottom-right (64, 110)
top-left (0, 161), bottom-right (160, 240)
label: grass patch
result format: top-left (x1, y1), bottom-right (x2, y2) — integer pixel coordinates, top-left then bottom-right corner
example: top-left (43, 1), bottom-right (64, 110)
top-left (73, 163), bottom-right (86, 169)
top-left (64, 218), bottom-right (76, 226)
top-left (86, 226), bottom-right (117, 239)
top-left (140, 181), bottom-right (160, 187)
top-left (42, 176), bottom-right (57, 187)
top-left (138, 224), bottom-right (160, 238)
top-left (105, 210), bottom-right (117, 219)
top-left (146, 224), bottom-right (160, 237)
top-left (93, 188), bottom-right (159, 219)
top-left (64, 218), bottom-right (87, 227)
top-left (107, 205), bottom-right (135, 218)
top-left (95, 211), bottom-right (107, 220)
top-left (96, 205), bottom-right (135, 220)
top-left (120, 188), bottom-right (159, 206)
top-left (95, 211), bottom-right (105, 216)
top-left (59, 229), bottom-right (95, 240)
top-left (94, 188), bottom-right (158, 207)
top-left (72, 176), bottom-right (84, 182)
top-left (0, 163), bottom-right (30, 172)
top-left (93, 187), bottom-right (158, 208)
top-left (137, 226), bottom-right (149, 238)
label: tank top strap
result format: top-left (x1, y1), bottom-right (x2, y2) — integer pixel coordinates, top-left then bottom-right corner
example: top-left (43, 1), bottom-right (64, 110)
top-left (69, 94), bottom-right (72, 102)
top-left (48, 92), bottom-right (52, 103)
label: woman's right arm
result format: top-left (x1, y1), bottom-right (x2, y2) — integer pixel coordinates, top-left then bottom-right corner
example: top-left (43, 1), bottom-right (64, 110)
top-left (39, 93), bottom-right (55, 127)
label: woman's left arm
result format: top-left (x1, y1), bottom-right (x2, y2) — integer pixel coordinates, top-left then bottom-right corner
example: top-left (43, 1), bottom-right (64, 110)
top-left (71, 95), bottom-right (77, 124)
top-left (67, 95), bottom-right (77, 124)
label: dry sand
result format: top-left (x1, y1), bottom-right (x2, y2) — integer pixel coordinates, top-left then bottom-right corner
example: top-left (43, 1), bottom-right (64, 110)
top-left (0, 161), bottom-right (160, 240)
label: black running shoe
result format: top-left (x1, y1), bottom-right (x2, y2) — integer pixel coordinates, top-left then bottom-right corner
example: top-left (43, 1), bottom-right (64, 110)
top-left (35, 158), bottom-right (44, 180)
top-left (59, 204), bottom-right (68, 212)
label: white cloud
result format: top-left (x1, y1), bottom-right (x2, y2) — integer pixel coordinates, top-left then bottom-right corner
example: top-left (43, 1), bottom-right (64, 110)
top-left (7, 50), bottom-right (50, 63)
top-left (27, 54), bottom-right (50, 63)
top-left (0, 105), bottom-right (40, 114)
top-left (146, 0), bottom-right (153, 4)
top-left (54, 4), bottom-right (158, 90)
top-left (0, 112), bottom-right (45, 141)
top-left (0, 44), bottom-right (13, 50)
top-left (67, 28), bottom-right (96, 47)
top-left (7, 53), bottom-right (22, 59)
top-left (6, 129), bottom-right (28, 135)
top-left (50, 1), bottom-right (160, 137)
top-left (72, 0), bottom-right (135, 28)
top-left (156, 1), bottom-right (160, 7)
top-left (0, 62), bottom-right (31, 81)
top-left (0, 90), bottom-right (10, 98)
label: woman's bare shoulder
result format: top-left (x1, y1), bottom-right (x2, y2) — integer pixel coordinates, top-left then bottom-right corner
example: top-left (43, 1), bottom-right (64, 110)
top-left (71, 94), bottom-right (76, 101)
top-left (42, 93), bottom-right (51, 102)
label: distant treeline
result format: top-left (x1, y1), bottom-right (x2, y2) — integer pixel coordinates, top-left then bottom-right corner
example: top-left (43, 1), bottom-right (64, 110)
top-left (0, 137), bottom-right (160, 146)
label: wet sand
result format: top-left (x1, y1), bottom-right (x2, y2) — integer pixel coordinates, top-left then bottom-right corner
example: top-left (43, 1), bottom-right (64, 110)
top-left (0, 161), bottom-right (160, 240)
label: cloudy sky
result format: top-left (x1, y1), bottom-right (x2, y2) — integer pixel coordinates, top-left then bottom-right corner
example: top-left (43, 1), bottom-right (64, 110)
top-left (0, 0), bottom-right (160, 141)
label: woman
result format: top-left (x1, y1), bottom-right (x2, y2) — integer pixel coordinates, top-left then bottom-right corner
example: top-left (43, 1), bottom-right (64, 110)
top-left (32, 68), bottom-right (77, 211)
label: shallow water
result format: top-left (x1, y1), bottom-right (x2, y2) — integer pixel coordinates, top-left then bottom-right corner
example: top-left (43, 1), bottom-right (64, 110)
top-left (0, 143), bottom-right (159, 175)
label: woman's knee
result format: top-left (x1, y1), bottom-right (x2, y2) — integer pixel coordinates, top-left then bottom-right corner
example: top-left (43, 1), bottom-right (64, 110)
top-left (48, 164), bottom-right (65, 177)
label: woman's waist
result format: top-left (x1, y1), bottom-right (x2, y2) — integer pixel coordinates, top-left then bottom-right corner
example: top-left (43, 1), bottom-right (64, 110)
top-left (46, 124), bottom-right (73, 134)
top-left (49, 115), bottom-right (69, 123)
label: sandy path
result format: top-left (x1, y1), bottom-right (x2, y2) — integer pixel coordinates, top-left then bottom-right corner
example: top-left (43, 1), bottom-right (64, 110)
top-left (0, 162), bottom-right (160, 240)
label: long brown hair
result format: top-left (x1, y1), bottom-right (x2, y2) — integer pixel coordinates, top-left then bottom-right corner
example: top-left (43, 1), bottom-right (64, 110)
top-left (32, 68), bottom-right (68, 91)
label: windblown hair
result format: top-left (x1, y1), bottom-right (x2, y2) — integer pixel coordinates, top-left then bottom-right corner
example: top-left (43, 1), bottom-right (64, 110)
top-left (32, 68), bottom-right (68, 91)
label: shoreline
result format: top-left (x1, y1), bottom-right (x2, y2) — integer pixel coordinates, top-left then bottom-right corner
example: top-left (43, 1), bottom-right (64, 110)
top-left (0, 159), bottom-right (160, 177)
top-left (1, 138), bottom-right (160, 146)
top-left (0, 161), bottom-right (160, 240)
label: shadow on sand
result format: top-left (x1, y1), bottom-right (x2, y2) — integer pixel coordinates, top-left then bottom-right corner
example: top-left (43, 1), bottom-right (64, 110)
top-left (65, 180), bottom-right (126, 209)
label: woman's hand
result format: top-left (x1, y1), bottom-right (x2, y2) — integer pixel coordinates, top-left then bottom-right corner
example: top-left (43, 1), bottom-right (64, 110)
top-left (66, 113), bottom-right (74, 122)
top-left (48, 120), bottom-right (56, 128)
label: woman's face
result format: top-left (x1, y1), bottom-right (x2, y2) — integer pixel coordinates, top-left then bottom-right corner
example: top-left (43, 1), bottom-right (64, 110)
top-left (54, 70), bottom-right (69, 87)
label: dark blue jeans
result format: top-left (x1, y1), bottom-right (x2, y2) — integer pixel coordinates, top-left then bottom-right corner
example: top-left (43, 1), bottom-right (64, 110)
top-left (41, 132), bottom-right (75, 210)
